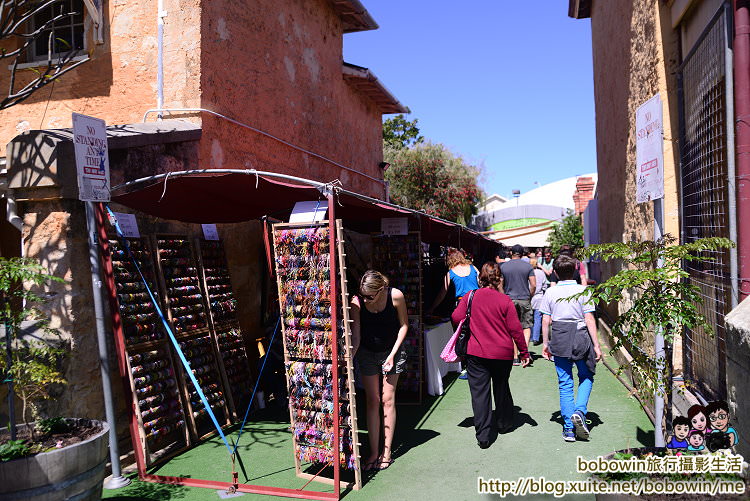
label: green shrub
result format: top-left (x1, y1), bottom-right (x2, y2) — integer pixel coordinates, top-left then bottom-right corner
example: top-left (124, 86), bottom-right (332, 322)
top-left (0, 440), bottom-right (30, 461)
top-left (37, 417), bottom-right (69, 435)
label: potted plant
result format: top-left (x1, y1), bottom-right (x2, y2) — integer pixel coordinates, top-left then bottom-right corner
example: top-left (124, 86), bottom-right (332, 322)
top-left (0, 257), bottom-right (110, 501)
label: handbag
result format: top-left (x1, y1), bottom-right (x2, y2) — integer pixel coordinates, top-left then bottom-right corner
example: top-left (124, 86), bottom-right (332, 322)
top-left (454, 289), bottom-right (476, 358)
top-left (440, 318), bottom-right (463, 363)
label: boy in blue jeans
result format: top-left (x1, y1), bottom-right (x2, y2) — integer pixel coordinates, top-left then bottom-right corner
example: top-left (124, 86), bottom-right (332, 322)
top-left (540, 254), bottom-right (602, 442)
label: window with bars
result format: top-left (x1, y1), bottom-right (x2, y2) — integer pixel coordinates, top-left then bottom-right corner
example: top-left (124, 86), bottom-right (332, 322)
top-left (29, 0), bottom-right (85, 61)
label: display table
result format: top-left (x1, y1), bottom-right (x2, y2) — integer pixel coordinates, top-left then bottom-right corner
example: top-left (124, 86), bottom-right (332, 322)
top-left (423, 321), bottom-right (462, 395)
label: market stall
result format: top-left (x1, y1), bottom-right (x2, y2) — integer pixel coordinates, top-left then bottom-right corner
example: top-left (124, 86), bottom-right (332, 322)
top-left (105, 169), bottom-right (498, 500)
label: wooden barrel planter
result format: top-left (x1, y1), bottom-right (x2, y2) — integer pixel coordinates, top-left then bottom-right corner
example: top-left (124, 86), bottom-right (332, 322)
top-left (0, 419), bottom-right (109, 501)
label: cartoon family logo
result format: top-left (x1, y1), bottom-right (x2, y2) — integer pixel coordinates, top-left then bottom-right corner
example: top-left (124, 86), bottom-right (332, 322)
top-left (666, 400), bottom-right (738, 453)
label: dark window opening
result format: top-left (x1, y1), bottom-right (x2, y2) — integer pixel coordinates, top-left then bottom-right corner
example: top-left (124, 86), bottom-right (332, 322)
top-left (30, 0), bottom-right (85, 61)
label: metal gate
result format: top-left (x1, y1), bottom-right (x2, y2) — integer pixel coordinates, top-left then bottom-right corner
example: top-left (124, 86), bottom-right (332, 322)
top-left (677, 4), bottom-right (733, 400)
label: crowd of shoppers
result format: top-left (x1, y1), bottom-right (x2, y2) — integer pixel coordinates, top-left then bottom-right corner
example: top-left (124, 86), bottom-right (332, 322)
top-left (353, 243), bottom-right (601, 460)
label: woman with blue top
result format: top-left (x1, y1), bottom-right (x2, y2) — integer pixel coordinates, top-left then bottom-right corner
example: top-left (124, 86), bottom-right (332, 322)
top-left (427, 248), bottom-right (481, 311)
top-left (427, 248), bottom-right (481, 380)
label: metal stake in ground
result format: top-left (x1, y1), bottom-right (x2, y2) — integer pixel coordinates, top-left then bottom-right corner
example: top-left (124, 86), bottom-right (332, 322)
top-left (3, 315), bottom-right (16, 440)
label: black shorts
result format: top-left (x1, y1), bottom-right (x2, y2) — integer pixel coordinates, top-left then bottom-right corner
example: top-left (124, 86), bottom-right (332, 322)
top-left (357, 347), bottom-right (407, 376)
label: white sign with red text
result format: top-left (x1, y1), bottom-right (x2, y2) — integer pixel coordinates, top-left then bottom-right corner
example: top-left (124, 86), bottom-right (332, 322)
top-left (635, 94), bottom-right (664, 203)
top-left (72, 113), bottom-right (110, 202)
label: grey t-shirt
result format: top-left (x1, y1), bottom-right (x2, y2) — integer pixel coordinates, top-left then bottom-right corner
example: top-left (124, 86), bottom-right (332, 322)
top-left (500, 258), bottom-right (534, 300)
top-left (539, 280), bottom-right (594, 327)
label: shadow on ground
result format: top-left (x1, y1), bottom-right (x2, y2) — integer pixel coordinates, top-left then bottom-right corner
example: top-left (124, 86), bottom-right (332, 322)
top-left (457, 405), bottom-right (538, 433)
top-left (103, 474), bottom-right (189, 501)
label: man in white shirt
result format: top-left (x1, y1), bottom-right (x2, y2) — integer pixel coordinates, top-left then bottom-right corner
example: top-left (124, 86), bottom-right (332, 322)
top-left (540, 254), bottom-right (602, 443)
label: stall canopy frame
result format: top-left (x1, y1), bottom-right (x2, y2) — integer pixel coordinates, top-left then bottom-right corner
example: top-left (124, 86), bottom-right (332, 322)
top-left (110, 169), bottom-right (497, 249)
top-left (103, 170), bottom-right (497, 500)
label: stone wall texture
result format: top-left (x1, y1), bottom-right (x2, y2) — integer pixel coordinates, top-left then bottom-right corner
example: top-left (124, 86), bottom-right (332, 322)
top-left (198, 0), bottom-right (385, 198)
top-left (1, 1), bottom-right (386, 192)
top-left (723, 301), bottom-right (750, 458)
top-left (589, 0), bottom-right (681, 359)
top-left (590, 0), bottom-right (680, 254)
top-left (0, 1), bottom-right (188, 157)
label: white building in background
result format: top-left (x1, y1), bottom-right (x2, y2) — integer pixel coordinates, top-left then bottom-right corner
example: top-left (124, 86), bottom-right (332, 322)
top-left (476, 193), bottom-right (509, 213)
top-left (472, 173), bottom-right (598, 248)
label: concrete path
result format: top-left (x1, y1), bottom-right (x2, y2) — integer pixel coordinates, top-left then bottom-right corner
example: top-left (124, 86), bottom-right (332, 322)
top-left (103, 351), bottom-right (653, 501)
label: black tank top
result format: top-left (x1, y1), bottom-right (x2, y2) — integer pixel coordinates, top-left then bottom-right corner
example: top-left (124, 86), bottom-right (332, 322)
top-left (359, 288), bottom-right (400, 352)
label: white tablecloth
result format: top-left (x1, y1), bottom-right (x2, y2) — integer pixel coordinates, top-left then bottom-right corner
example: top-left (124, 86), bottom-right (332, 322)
top-left (423, 321), bottom-right (462, 395)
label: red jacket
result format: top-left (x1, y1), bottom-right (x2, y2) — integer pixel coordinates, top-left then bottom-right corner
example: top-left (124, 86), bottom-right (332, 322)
top-left (451, 287), bottom-right (528, 360)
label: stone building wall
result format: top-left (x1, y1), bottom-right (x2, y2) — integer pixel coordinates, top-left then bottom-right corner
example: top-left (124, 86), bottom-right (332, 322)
top-left (0, 0), bottom-right (389, 195)
top-left (198, 0), bottom-right (386, 198)
top-left (0, 0), bottom-right (395, 448)
top-left (0, 0), bottom-right (203, 159)
top-left (590, 0), bottom-right (680, 254)
top-left (588, 0), bottom-right (681, 357)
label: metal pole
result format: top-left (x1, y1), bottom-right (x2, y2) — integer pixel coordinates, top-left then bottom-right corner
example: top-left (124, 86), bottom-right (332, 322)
top-left (653, 197), bottom-right (666, 447)
top-left (4, 317), bottom-right (16, 440)
top-left (85, 202), bottom-right (130, 489)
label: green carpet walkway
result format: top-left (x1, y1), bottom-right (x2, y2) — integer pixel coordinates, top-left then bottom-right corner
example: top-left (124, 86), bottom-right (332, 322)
top-left (103, 352), bottom-right (653, 501)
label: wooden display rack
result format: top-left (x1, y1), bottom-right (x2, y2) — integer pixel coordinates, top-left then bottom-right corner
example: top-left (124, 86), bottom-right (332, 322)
top-left (272, 221), bottom-right (362, 491)
top-left (152, 235), bottom-right (232, 440)
top-left (334, 220), bottom-right (363, 490)
top-left (371, 231), bottom-right (424, 403)
top-left (196, 238), bottom-right (254, 418)
top-left (107, 236), bottom-right (191, 467)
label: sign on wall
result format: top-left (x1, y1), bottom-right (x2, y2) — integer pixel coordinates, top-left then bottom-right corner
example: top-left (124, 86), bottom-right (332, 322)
top-left (381, 217), bottom-right (409, 236)
top-left (72, 113), bottom-right (110, 202)
top-left (635, 94), bottom-right (664, 203)
top-left (289, 201), bottom-right (328, 223)
top-left (202, 224), bottom-right (220, 241)
top-left (110, 212), bottom-right (140, 238)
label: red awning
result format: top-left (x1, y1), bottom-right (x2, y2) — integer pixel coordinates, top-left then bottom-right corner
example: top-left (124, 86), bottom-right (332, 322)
top-left (111, 171), bottom-right (496, 249)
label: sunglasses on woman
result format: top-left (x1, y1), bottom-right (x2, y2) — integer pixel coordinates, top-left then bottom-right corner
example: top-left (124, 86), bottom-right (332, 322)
top-left (361, 288), bottom-right (383, 301)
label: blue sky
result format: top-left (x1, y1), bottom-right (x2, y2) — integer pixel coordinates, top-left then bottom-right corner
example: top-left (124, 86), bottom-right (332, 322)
top-left (343, 2), bottom-right (596, 200)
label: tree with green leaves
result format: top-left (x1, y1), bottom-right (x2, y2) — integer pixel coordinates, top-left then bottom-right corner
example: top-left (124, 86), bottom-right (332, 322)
top-left (0, 257), bottom-right (66, 438)
top-left (384, 142), bottom-right (483, 225)
top-left (576, 235), bottom-right (734, 399)
top-left (547, 210), bottom-right (584, 254)
top-left (382, 114), bottom-right (424, 150)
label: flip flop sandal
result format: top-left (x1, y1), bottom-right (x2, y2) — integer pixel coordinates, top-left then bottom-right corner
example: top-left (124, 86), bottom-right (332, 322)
top-left (378, 459), bottom-right (395, 470)
top-left (364, 460), bottom-right (379, 472)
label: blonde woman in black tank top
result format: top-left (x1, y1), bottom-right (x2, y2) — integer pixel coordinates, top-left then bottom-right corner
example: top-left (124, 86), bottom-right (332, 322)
top-left (350, 270), bottom-right (409, 471)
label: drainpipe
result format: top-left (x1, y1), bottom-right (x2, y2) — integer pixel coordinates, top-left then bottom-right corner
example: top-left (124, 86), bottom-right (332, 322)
top-left (735, 0), bottom-right (750, 300)
top-left (157, 0), bottom-right (166, 120)
top-left (727, 3), bottom-right (739, 309)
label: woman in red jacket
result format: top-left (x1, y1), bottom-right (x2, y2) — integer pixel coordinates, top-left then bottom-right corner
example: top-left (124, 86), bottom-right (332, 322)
top-left (452, 262), bottom-right (530, 449)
